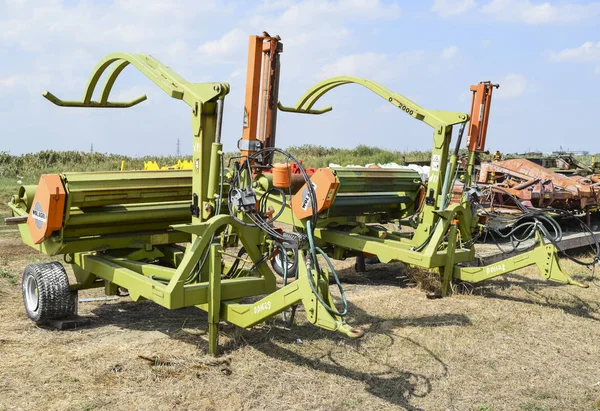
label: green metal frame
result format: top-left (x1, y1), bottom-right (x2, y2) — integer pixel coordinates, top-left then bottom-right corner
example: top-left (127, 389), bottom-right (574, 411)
top-left (10, 60), bottom-right (587, 357)
top-left (16, 54), bottom-right (362, 355)
top-left (275, 76), bottom-right (586, 293)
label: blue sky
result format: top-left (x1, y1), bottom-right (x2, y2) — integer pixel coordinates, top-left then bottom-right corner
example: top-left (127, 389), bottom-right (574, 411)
top-left (0, 0), bottom-right (598, 156)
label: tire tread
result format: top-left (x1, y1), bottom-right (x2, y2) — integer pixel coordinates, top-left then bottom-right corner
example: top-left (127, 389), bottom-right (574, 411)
top-left (22, 262), bottom-right (76, 323)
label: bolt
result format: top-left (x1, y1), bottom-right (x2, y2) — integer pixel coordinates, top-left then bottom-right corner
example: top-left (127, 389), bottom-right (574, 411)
top-left (204, 203), bottom-right (213, 213)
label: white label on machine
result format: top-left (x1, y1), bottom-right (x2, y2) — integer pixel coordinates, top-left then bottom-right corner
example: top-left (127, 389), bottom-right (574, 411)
top-left (31, 202), bottom-right (47, 229)
top-left (486, 264), bottom-right (506, 275)
top-left (254, 301), bottom-right (272, 315)
top-left (301, 183), bottom-right (318, 211)
top-left (431, 154), bottom-right (441, 171)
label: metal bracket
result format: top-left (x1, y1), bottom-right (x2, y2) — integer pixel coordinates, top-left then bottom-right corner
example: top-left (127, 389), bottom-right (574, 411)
top-left (237, 139), bottom-right (262, 152)
top-left (425, 189), bottom-right (435, 206)
top-left (190, 193), bottom-right (200, 218)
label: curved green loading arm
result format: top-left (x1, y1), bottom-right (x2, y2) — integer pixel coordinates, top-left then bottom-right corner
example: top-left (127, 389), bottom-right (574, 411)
top-left (42, 52), bottom-right (229, 110)
top-left (41, 52), bottom-right (230, 226)
top-left (278, 76), bottom-right (468, 128)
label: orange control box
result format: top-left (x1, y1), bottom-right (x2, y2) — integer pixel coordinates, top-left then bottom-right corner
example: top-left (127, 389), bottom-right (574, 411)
top-left (27, 174), bottom-right (66, 244)
top-left (291, 168), bottom-right (339, 220)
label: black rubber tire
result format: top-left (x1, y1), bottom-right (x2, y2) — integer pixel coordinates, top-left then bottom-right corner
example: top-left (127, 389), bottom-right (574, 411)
top-left (22, 262), bottom-right (76, 323)
top-left (271, 246), bottom-right (298, 278)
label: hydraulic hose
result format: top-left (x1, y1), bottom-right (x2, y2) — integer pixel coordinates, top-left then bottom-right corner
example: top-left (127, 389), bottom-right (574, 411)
top-left (306, 220), bottom-right (348, 317)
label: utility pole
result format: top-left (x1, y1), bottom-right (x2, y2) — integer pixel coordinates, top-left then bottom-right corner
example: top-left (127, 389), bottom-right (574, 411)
top-left (90, 143), bottom-right (94, 153)
top-left (176, 138), bottom-right (181, 157)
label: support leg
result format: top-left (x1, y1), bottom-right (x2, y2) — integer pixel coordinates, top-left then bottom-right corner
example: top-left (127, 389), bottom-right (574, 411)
top-left (442, 224), bottom-right (458, 296)
top-left (355, 255), bottom-right (366, 273)
top-left (208, 244), bottom-right (222, 356)
top-left (535, 243), bottom-right (587, 288)
top-left (455, 238), bottom-right (587, 288)
top-left (586, 206), bottom-right (591, 228)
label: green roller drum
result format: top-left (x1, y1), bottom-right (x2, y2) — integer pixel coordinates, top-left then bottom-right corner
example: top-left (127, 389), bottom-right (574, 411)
top-left (327, 167), bottom-right (421, 219)
top-left (8, 170), bottom-right (193, 255)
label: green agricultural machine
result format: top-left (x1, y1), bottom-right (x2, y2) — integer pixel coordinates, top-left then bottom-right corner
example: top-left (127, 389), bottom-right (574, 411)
top-left (7, 34), bottom-right (588, 355)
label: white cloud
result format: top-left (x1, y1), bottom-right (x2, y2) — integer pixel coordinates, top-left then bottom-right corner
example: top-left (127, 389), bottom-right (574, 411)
top-left (441, 45), bottom-right (458, 60)
top-left (431, 0), bottom-right (476, 17)
top-left (548, 41), bottom-right (600, 74)
top-left (495, 73), bottom-right (527, 100)
top-left (286, 28), bottom-right (351, 49)
top-left (0, 0), bottom-right (230, 52)
top-left (319, 52), bottom-right (391, 79)
top-left (549, 41), bottom-right (600, 62)
top-left (260, 0), bottom-right (295, 10)
top-left (251, 0), bottom-right (400, 53)
top-left (431, 0), bottom-right (600, 24)
top-left (273, 0), bottom-right (401, 26)
top-left (318, 49), bottom-right (454, 81)
top-left (481, 0), bottom-right (600, 24)
top-left (0, 0), bottom-right (235, 103)
top-left (197, 28), bottom-right (247, 61)
top-left (167, 40), bottom-right (188, 58)
top-left (0, 75), bottom-right (20, 88)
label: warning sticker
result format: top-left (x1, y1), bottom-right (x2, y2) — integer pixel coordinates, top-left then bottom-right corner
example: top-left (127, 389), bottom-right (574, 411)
top-left (431, 154), bottom-right (441, 171)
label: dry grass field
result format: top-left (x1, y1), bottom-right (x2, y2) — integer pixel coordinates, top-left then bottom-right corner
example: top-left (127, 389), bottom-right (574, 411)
top-left (1, 210), bottom-right (600, 410)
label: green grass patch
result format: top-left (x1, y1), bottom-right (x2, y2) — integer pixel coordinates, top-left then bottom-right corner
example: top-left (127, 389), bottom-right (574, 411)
top-left (0, 269), bottom-right (18, 286)
top-left (519, 402), bottom-right (549, 411)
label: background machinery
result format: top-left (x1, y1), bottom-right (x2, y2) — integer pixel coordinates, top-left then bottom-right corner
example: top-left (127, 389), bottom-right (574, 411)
top-left (7, 33), bottom-right (592, 355)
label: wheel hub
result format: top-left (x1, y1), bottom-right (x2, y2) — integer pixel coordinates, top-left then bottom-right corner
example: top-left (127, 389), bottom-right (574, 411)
top-left (25, 276), bottom-right (39, 312)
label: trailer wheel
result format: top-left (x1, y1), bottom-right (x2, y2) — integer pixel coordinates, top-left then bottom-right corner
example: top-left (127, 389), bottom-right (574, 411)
top-left (271, 246), bottom-right (298, 278)
top-left (22, 262), bottom-right (76, 323)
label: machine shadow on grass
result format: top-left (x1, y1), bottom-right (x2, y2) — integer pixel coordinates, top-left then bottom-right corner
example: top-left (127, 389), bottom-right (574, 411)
top-left (336, 262), bottom-right (416, 287)
top-left (464, 271), bottom-right (600, 321)
top-left (217, 301), bottom-right (465, 410)
top-left (86, 290), bottom-right (469, 410)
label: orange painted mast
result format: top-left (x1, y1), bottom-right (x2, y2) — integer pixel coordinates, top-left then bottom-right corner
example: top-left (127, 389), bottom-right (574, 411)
top-left (467, 81), bottom-right (499, 152)
top-left (238, 32), bottom-right (283, 166)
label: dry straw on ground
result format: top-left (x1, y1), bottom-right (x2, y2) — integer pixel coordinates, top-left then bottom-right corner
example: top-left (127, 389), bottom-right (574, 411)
top-left (1, 229), bottom-right (600, 410)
